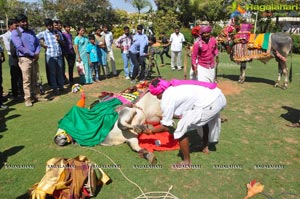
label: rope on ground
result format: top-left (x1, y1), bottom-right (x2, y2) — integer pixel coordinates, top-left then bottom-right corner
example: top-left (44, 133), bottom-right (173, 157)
top-left (80, 146), bottom-right (180, 199)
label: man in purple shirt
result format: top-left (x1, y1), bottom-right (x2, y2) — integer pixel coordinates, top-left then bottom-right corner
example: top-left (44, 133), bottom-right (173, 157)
top-left (62, 24), bottom-right (76, 84)
top-left (11, 14), bottom-right (41, 107)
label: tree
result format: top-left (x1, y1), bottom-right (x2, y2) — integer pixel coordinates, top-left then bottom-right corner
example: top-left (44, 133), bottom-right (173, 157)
top-left (188, 0), bottom-right (228, 25)
top-left (54, 0), bottom-right (119, 30)
top-left (0, 0), bottom-right (23, 29)
top-left (125, 0), bottom-right (152, 14)
top-left (154, 0), bottom-right (193, 26)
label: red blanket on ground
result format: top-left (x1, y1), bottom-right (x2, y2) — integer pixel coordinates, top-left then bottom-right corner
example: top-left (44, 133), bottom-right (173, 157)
top-left (138, 131), bottom-right (179, 152)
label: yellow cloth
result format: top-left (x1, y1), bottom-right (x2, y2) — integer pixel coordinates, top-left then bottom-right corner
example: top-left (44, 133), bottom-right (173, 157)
top-left (248, 34), bottom-right (256, 44)
top-left (253, 34), bottom-right (264, 48)
top-left (29, 155), bottom-right (111, 199)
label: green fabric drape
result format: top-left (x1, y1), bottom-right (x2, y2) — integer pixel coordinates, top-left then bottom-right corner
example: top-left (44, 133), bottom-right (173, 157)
top-left (58, 98), bottom-right (122, 146)
top-left (262, 33), bottom-right (271, 51)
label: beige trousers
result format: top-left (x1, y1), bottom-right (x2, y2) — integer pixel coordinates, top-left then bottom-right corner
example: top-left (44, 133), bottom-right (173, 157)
top-left (18, 57), bottom-right (39, 101)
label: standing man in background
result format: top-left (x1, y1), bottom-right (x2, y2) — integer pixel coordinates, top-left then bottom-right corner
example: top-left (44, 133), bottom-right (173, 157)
top-left (129, 24), bottom-right (148, 83)
top-left (158, 31), bottom-right (171, 66)
top-left (95, 27), bottom-right (108, 79)
top-left (37, 18), bottom-right (64, 95)
top-left (0, 18), bottom-right (23, 100)
top-left (54, 20), bottom-right (67, 83)
top-left (169, 27), bottom-right (185, 71)
top-left (62, 23), bottom-right (76, 84)
top-left (191, 25), bottom-right (219, 83)
top-left (102, 25), bottom-right (117, 76)
top-left (115, 26), bottom-right (133, 80)
top-left (0, 43), bottom-right (8, 109)
top-left (11, 14), bottom-right (41, 107)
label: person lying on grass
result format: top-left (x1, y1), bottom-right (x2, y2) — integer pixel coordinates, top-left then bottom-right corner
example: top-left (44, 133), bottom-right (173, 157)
top-left (146, 78), bottom-right (226, 168)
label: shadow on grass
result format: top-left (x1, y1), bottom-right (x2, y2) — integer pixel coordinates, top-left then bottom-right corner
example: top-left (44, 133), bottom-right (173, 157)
top-left (280, 106), bottom-right (300, 123)
top-left (16, 192), bottom-right (30, 199)
top-left (0, 108), bottom-right (20, 134)
top-left (0, 145), bottom-right (24, 169)
top-left (177, 130), bottom-right (218, 159)
top-left (219, 74), bottom-right (275, 85)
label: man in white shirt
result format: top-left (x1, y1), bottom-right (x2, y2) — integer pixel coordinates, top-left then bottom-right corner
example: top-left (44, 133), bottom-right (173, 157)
top-left (102, 25), bottom-right (117, 76)
top-left (169, 27), bottom-right (185, 71)
top-left (147, 78), bottom-right (226, 168)
top-left (0, 18), bottom-right (23, 100)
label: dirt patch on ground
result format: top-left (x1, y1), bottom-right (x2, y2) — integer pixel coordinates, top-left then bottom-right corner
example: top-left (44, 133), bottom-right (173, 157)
top-left (284, 137), bottom-right (298, 144)
top-left (84, 79), bottom-right (243, 97)
top-left (218, 80), bottom-right (243, 96)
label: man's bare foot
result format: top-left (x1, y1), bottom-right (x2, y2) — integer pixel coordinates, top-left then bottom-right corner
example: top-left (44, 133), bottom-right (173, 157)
top-left (202, 146), bottom-right (210, 154)
top-left (286, 123), bottom-right (300, 128)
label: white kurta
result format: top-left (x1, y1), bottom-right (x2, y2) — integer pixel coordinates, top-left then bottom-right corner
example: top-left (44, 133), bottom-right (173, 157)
top-left (169, 33), bottom-right (185, 52)
top-left (160, 85), bottom-right (226, 142)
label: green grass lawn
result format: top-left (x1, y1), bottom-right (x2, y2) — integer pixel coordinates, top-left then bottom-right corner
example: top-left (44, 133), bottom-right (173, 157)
top-left (0, 48), bottom-right (300, 199)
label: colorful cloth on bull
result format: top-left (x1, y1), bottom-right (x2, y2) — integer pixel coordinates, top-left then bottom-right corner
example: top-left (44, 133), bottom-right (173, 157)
top-left (262, 33), bottom-right (271, 50)
top-left (249, 34), bottom-right (256, 44)
top-left (58, 98), bottom-right (122, 146)
top-left (253, 34), bottom-right (264, 48)
top-left (138, 131), bottom-right (179, 152)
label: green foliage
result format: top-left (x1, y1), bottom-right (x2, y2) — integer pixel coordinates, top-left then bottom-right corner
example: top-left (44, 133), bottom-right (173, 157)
top-left (189, 0), bottom-right (228, 24)
top-left (154, 0), bottom-right (195, 27)
top-left (212, 23), bottom-right (223, 37)
top-left (180, 27), bottom-right (193, 44)
top-left (150, 10), bottom-right (180, 36)
top-left (291, 34), bottom-right (300, 53)
top-left (125, 0), bottom-right (152, 14)
top-left (112, 25), bottom-right (126, 39)
top-left (54, 0), bottom-right (119, 28)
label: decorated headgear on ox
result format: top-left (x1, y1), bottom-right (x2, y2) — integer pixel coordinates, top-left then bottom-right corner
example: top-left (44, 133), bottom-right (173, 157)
top-left (149, 78), bottom-right (171, 96)
top-left (200, 25), bottom-right (212, 34)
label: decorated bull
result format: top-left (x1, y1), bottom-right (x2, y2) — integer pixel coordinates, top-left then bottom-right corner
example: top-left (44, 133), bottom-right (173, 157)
top-left (54, 83), bottom-right (163, 164)
top-left (217, 22), bottom-right (293, 89)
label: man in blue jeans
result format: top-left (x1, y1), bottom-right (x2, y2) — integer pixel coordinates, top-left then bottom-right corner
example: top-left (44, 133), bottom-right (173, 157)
top-left (115, 26), bottom-right (133, 80)
top-left (37, 18), bottom-right (64, 95)
top-left (129, 25), bottom-right (148, 83)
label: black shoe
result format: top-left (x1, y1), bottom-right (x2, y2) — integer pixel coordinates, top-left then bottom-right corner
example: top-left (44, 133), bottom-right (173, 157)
top-left (58, 88), bottom-right (65, 94)
top-left (0, 104), bottom-right (9, 110)
top-left (52, 89), bottom-right (59, 96)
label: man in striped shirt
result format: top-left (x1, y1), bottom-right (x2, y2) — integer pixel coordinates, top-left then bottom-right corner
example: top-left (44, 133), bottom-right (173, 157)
top-left (37, 18), bottom-right (64, 95)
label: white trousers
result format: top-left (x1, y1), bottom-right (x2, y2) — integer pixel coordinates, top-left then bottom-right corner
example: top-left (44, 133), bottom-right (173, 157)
top-left (171, 51), bottom-right (182, 69)
top-left (190, 64), bottom-right (215, 83)
top-left (174, 93), bottom-right (226, 143)
top-left (107, 50), bottom-right (117, 75)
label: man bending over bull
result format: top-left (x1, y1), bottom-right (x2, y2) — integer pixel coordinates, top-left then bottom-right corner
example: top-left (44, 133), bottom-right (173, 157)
top-left (147, 78), bottom-right (226, 167)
